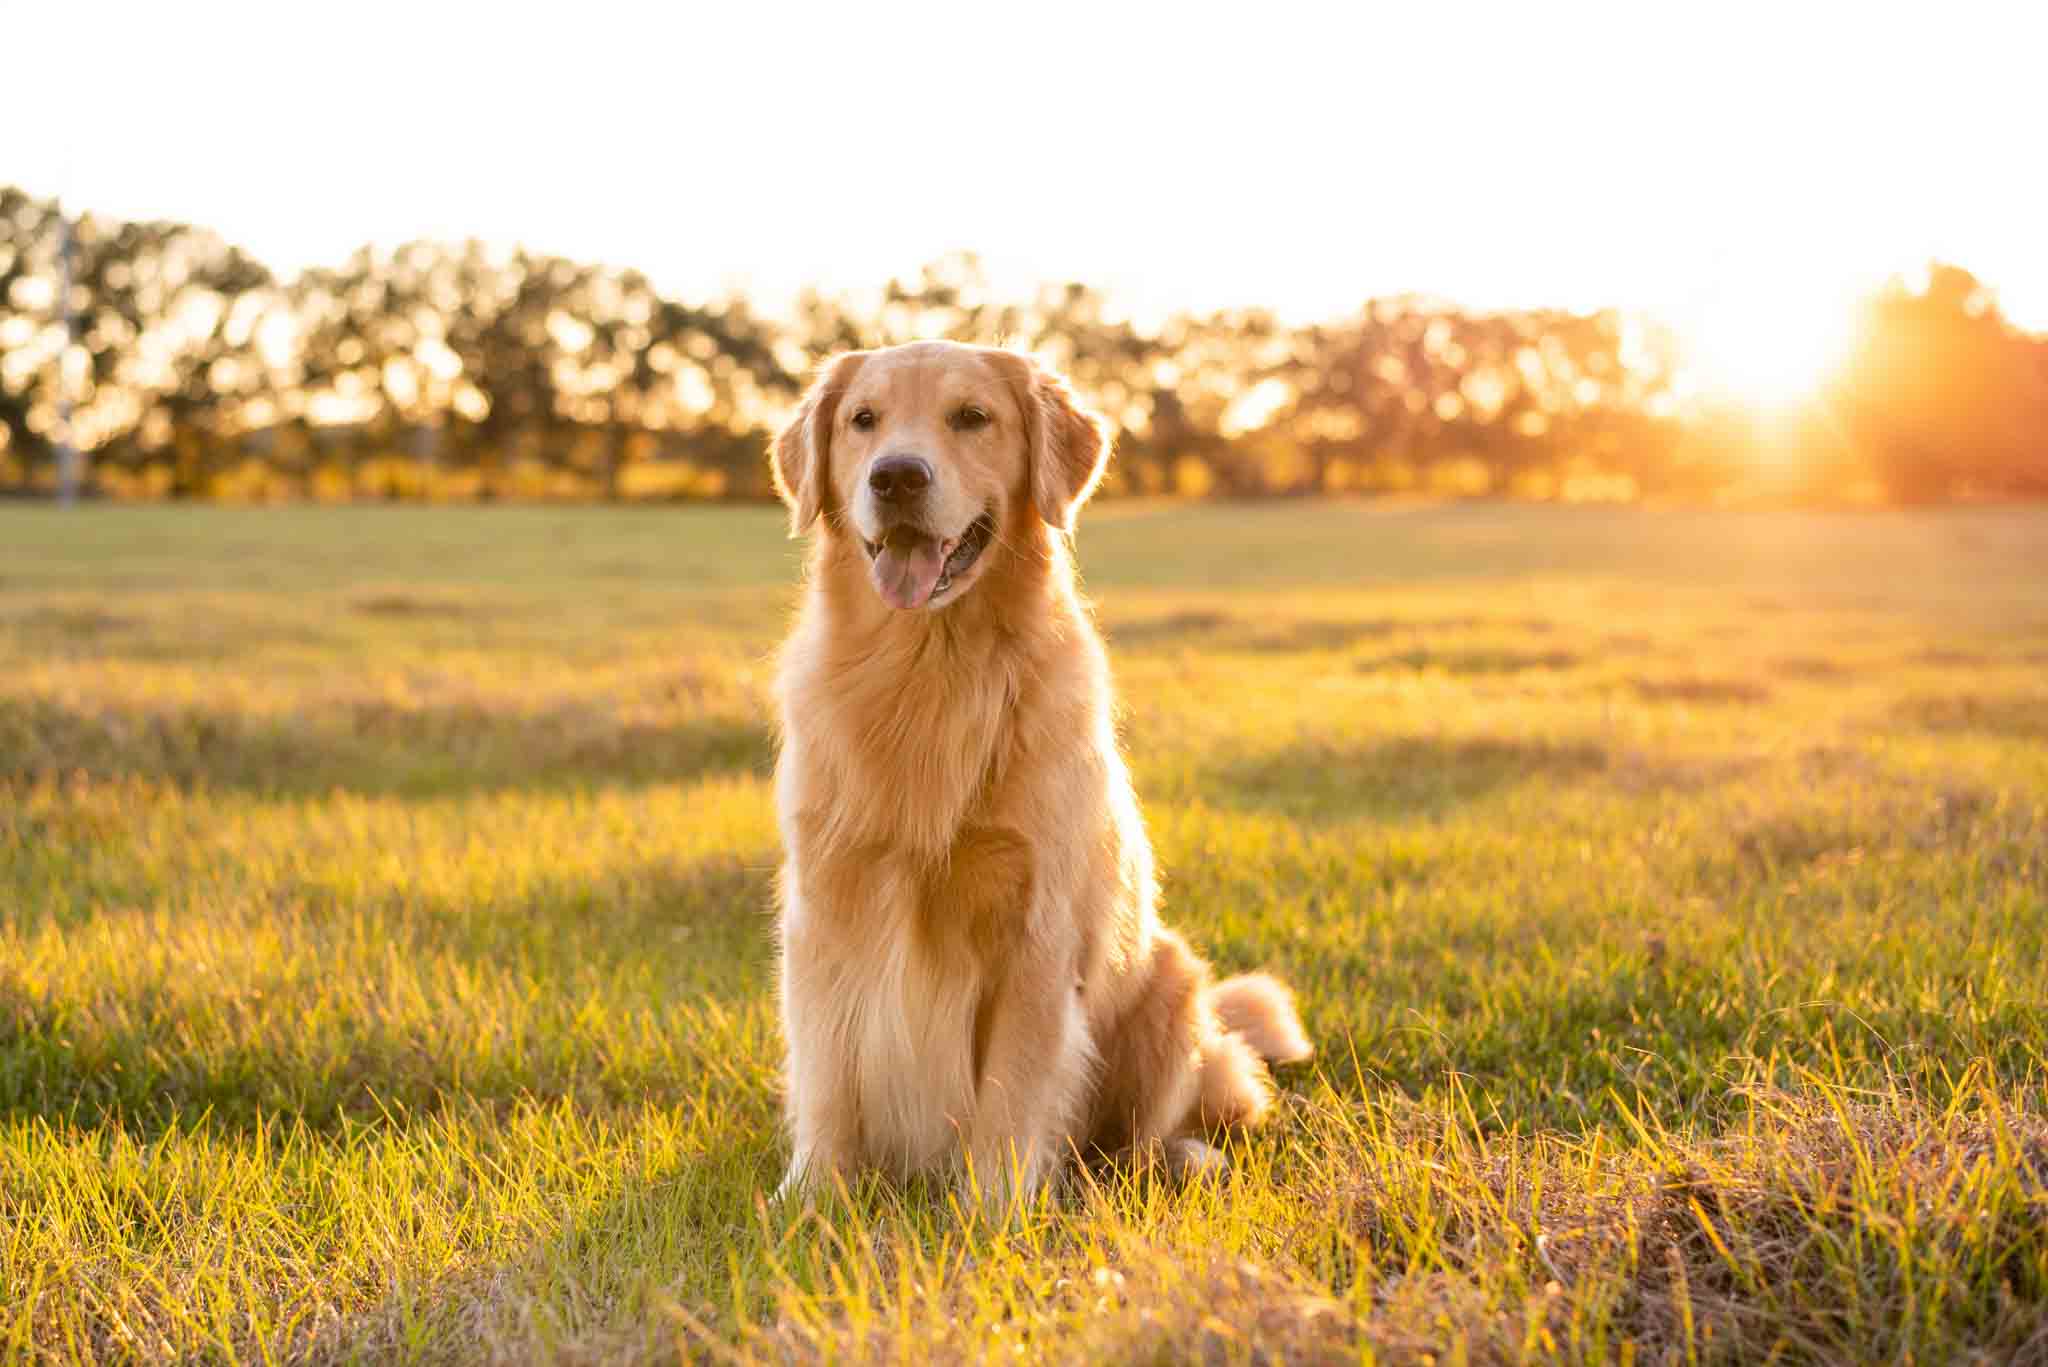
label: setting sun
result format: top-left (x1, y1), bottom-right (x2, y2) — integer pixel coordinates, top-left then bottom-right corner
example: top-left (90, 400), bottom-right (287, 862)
top-left (1674, 269), bottom-right (1865, 410)
top-left (1682, 306), bottom-right (1858, 410)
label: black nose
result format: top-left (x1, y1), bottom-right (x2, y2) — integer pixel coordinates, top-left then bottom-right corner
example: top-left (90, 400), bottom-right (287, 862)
top-left (868, 455), bottom-right (933, 503)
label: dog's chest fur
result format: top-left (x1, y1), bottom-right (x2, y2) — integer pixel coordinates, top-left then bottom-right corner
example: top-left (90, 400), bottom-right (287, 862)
top-left (774, 554), bottom-right (1097, 1175)
top-left (783, 622), bottom-right (1027, 859)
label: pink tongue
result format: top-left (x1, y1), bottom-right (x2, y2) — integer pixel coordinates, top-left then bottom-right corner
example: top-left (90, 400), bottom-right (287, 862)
top-left (873, 538), bottom-right (945, 610)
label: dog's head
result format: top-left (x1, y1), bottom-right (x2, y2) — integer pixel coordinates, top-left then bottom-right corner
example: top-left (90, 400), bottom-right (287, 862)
top-left (771, 342), bottom-right (1109, 611)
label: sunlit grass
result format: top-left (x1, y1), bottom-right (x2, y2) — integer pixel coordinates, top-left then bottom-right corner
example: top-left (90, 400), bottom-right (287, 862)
top-left (3, 501), bottom-right (2045, 1361)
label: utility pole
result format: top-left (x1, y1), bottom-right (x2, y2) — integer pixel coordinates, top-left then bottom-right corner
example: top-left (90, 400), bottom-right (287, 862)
top-left (54, 203), bottom-right (81, 506)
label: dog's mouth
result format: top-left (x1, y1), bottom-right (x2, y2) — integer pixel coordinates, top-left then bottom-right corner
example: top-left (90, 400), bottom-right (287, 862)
top-left (862, 510), bottom-right (996, 610)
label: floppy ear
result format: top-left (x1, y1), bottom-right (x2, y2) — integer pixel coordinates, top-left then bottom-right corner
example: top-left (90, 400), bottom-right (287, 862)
top-left (770, 351), bottom-right (866, 535)
top-left (1016, 357), bottom-right (1111, 532)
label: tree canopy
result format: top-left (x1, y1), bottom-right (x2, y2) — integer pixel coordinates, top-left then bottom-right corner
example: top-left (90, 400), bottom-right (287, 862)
top-left (3, 186), bottom-right (2042, 504)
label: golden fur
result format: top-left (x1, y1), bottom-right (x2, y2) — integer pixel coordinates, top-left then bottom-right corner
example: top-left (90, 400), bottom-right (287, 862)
top-left (769, 341), bottom-right (1310, 1203)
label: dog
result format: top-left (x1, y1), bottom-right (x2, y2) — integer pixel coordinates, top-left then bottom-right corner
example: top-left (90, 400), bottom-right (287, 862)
top-left (769, 341), bottom-right (1310, 1204)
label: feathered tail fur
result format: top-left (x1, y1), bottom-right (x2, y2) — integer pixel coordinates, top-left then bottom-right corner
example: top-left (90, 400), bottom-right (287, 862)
top-left (1209, 972), bottom-right (1313, 1064)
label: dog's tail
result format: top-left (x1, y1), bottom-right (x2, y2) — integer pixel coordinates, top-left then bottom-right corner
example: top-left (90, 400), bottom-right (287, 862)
top-left (1210, 973), bottom-right (1313, 1065)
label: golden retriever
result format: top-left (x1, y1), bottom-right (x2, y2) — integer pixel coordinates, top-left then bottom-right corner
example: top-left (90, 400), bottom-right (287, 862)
top-left (769, 341), bottom-right (1310, 1204)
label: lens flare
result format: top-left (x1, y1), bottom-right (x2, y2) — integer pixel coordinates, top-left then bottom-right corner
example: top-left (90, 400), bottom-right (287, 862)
top-left (1677, 272), bottom-right (1864, 411)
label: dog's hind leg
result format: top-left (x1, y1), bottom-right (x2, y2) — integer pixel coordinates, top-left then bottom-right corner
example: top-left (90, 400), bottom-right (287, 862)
top-left (1087, 928), bottom-right (1304, 1155)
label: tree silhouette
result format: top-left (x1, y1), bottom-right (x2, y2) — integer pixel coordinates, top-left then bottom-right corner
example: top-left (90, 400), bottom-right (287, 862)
top-left (4, 182), bottom-right (2043, 507)
top-left (1834, 265), bottom-right (2048, 502)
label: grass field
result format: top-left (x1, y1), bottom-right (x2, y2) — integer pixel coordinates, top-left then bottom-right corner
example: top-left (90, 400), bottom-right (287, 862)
top-left (4, 499), bottom-right (2046, 1363)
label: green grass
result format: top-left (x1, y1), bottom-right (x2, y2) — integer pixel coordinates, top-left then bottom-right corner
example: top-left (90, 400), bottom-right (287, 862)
top-left (3, 499), bottom-right (2045, 1362)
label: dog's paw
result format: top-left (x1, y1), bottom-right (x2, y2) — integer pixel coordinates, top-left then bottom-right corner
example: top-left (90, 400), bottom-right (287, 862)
top-left (956, 1150), bottom-right (1051, 1221)
top-left (1163, 1137), bottom-right (1228, 1181)
top-left (773, 1163), bottom-right (813, 1205)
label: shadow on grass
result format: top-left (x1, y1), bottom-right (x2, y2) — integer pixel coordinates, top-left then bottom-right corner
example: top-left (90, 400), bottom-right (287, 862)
top-left (1713, 783), bottom-right (2036, 883)
top-left (1769, 655), bottom-right (1850, 681)
top-left (1198, 735), bottom-right (1614, 825)
top-left (0, 852), bottom-right (779, 1140)
top-left (1104, 613), bottom-right (1555, 655)
top-left (1357, 647), bottom-right (1579, 675)
top-left (1628, 675), bottom-right (1773, 705)
top-left (1102, 609), bottom-right (1243, 647)
top-left (1, 603), bottom-right (345, 663)
top-left (0, 695), bottom-right (773, 797)
top-left (4, 604), bottom-right (145, 637)
top-left (1891, 691), bottom-right (2048, 741)
top-left (348, 591), bottom-right (490, 619)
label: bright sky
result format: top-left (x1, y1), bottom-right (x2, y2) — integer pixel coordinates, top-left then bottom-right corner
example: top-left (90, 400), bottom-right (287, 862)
top-left (12, 0), bottom-right (2046, 370)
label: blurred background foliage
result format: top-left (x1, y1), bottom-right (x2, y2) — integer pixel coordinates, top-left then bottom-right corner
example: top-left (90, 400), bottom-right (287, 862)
top-left (3, 184), bottom-right (2044, 506)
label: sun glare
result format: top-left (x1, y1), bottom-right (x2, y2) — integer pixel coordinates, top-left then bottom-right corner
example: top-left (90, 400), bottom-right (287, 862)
top-left (1677, 275), bottom-right (1863, 411)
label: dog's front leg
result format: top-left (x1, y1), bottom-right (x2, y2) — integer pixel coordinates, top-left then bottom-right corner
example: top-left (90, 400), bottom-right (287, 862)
top-left (960, 941), bottom-right (1091, 1211)
top-left (778, 1052), bottom-right (858, 1202)
top-left (776, 930), bottom-right (860, 1201)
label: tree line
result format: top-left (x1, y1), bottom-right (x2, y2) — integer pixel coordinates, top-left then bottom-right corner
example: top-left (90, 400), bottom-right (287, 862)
top-left (3, 184), bottom-right (2044, 505)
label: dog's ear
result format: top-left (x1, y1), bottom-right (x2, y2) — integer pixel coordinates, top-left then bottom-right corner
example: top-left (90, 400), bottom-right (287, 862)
top-left (771, 351), bottom-right (866, 535)
top-left (1001, 354), bottom-right (1110, 533)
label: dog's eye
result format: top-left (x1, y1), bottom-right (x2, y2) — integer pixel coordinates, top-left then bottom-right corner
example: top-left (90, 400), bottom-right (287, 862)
top-left (850, 407), bottom-right (877, 432)
top-left (953, 405), bottom-right (990, 432)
